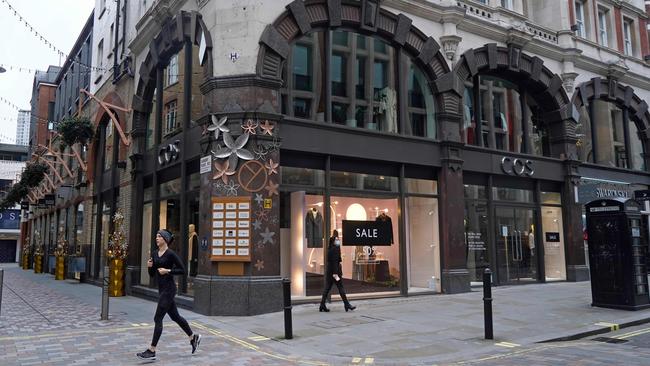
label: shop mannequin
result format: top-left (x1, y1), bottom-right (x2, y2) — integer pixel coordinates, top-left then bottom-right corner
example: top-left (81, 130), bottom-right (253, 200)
top-left (305, 207), bottom-right (323, 248)
top-left (376, 211), bottom-right (393, 244)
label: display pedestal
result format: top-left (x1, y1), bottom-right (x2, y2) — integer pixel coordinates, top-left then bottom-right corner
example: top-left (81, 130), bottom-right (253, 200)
top-left (109, 259), bottom-right (125, 297)
top-left (34, 255), bottom-right (43, 273)
top-left (55, 256), bottom-right (65, 280)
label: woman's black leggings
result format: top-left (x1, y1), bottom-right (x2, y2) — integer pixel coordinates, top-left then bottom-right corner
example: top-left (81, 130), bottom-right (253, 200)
top-left (151, 293), bottom-right (193, 347)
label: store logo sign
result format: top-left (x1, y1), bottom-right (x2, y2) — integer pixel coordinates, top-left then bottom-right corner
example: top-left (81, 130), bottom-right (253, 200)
top-left (158, 140), bottom-right (180, 166)
top-left (501, 157), bottom-right (534, 177)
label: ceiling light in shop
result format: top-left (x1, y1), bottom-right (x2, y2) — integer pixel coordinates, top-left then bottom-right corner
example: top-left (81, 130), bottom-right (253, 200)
top-left (346, 203), bottom-right (367, 220)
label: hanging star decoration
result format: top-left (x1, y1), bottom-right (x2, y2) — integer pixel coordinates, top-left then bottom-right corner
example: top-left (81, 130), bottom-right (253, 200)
top-left (207, 115), bottom-right (230, 141)
top-left (242, 119), bottom-right (258, 135)
top-left (213, 160), bottom-right (235, 184)
top-left (254, 259), bottom-right (265, 271)
top-left (222, 180), bottom-right (240, 196)
top-left (265, 181), bottom-right (279, 196)
top-left (259, 120), bottom-right (275, 136)
top-left (265, 159), bottom-right (279, 175)
top-left (260, 228), bottom-right (276, 245)
top-left (212, 132), bottom-right (254, 171)
top-left (254, 193), bottom-right (264, 206)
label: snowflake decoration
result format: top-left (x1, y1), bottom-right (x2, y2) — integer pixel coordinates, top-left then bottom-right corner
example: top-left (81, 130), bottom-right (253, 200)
top-left (212, 132), bottom-right (253, 171)
top-left (254, 193), bottom-right (264, 206)
top-left (207, 115), bottom-right (230, 141)
top-left (254, 259), bottom-right (264, 271)
top-left (222, 180), bottom-right (240, 196)
top-left (242, 119), bottom-right (258, 135)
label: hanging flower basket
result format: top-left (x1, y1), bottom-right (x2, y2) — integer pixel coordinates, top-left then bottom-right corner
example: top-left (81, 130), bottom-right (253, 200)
top-left (57, 116), bottom-right (95, 147)
top-left (21, 163), bottom-right (48, 187)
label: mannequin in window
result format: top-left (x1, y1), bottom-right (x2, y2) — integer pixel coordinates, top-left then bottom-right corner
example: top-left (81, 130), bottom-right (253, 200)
top-left (305, 207), bottom-right (323, 248)
top-left (375, 211), bottom-right (393, 244)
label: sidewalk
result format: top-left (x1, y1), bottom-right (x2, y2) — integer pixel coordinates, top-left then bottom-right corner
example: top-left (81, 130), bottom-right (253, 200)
top-left (2, 263), bottom-right (650, 365)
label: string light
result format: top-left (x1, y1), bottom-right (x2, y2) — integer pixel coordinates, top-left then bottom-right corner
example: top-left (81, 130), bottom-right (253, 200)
top-left (0, 63), bottom-right (96, 76)
top-left (0, 96), bottom-right (26, 111)
top-left (0, 0), bottom-right (106, 72)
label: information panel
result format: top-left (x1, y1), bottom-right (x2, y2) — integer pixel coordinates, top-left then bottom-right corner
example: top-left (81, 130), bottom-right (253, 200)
top-left (210, 196), bottom-right (252, 262)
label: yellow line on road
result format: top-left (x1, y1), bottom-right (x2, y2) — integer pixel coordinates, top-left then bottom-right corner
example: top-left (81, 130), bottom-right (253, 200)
top-left (614, 327), bottom-right (650, 339)
top-left (190, 321), bottom-right (330, 366)
top-left (351, 357), bottom-right (362, 364)
top-left (452, 342), bottom-right (593, 365)
top-left (364, 357), bottom-right (374, 364)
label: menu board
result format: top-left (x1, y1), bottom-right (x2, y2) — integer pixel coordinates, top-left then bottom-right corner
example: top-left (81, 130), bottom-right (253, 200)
top-left (210, 196), bottom-right (252, 262)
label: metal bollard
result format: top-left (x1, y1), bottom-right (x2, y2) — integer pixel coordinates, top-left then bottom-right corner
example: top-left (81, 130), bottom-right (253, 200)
top-left (282, 278), bottom-right (293, 339)
top-left (483, 268), bottom-right (493, 340)
top-left (101, 265), bottom-right (109, 320)
top-left (0, 268), bottom-right (3, 316)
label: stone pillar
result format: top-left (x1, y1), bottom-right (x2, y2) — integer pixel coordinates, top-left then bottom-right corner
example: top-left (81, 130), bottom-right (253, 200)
top-left (562, 160), bottom-right (589, 281)
top-left (194, 75), bottom-right (284, 316)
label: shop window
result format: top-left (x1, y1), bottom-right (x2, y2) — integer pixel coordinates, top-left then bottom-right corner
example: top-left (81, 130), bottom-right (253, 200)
top-left (331, 171), bottom-right (398, 192)
top-left (540, 191), bottom-right (561, 205)
top-left (406, 178), bottom-right (438, 195)
top-left (281, 167), bottom-right (325, 186)
top-left (464, 184), bottom-right (487, 200)
top-left (492, 187), bottom-right (534, 203)
top-left (407, 197), bottom-right (440, 293)
top-left (461, 76), bottom-right (548, 156)
top-left (542, 206), bottom-right (566, 281)
top-left (160, 177), bottom-right (182, 197)
top-left (464, 200), bottom-right (489, 283)
top-left (282, 30), bottom-right (435, 136)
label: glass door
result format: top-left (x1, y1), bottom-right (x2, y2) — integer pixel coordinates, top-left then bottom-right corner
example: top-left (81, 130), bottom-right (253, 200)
top-left (495, 207), bottom-right (538, 284)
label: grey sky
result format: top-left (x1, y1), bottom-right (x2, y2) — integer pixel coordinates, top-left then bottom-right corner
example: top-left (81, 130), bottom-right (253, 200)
top-left (0, 0), bottom-right (94, 143)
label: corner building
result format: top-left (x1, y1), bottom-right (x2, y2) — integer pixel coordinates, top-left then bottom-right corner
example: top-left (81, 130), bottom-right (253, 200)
top-left (55, 0), bottom-right (650, 316)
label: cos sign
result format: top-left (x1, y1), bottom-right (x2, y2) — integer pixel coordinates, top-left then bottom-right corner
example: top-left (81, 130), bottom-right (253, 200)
top-left (501, 157), bottom-right (534, 177)
top-left (158, 140), bottom-right (180, 166)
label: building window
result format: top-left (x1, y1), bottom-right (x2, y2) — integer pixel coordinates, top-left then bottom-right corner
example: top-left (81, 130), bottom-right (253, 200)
top-left (501, 0), bottom-right (514, 10)
top-left (109, 23), bottom-right (114, 58)
top-left (597, 8), bottom-right (609, 47)
top-left (575, 0), bottom-right (586, 38)
top-left (97, 39), bottom-right (104, 69)
top-left (163, 100), bottom-right (178, 136)
top-left (165, 54), bottom-right (178, 86)
top-left (623, 18), bottom-right (634, 56)
top-left (282, 30), bottom-right (435, 138)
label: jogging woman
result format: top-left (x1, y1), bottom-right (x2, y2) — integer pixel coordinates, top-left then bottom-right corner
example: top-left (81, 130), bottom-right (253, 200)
top-left (137, 229), bottom-right (201, 361)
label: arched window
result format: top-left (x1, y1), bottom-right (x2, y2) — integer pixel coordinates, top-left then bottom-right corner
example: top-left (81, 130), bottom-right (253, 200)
top-left (577, 99), bottom-right (645, 170)
top-left (281, 30), bottom-right (436, 138)
top-left (462, 75), bottom-right (549, 156)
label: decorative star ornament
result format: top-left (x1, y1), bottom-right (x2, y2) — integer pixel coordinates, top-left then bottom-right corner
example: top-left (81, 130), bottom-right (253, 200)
top-left (252, 220), bottom-right (262, 230)
top-left (254, 259), bottom-right (264, 271)
top-left (242, 119), bottom-right (258, 135)
top-left (207, 115), bottom-right (230, 141)
top-left (253, 145), bottom-right (269, 161)
top-left (259, 120), bottom-right (275, 135)
top-left (259, 228), bottom-right (276, 245)
top-left (212, 132), bottom-right (254, 171)
top-left (265, 159), bottom-right (278, 175)
top-left (254, 193), bottom-right (264, 206)
top-left (213, 160), bottom-right (235, 184)
top-left (265, 181), bottom-right (279, 196)
top-left (222, 180), bottom-right (240, 196)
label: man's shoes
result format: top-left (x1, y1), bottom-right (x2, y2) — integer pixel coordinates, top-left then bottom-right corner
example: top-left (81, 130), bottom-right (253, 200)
top-left (190, 334), bottom-right (202, 354)
top-left (136, 349), bottom-right (156, 361)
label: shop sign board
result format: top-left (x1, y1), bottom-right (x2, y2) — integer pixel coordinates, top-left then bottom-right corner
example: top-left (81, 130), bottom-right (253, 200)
top-left (342, 220), bottom-right (392, 246)
top-left (44, 194), bottom-right (55, 206)
top-left (634, 190), bottom-right (650, 201)
top-left (500, 156), bottom-right (534, 177)
top-left (545, 232), bottom-right (560, 242)
top-left (0, 209), bottom-right (20, 230)
top-left (210, 196), bottom-right (252, 262)
top-left (466, 232), bottom-right (486, 251)
top-left (577, 181), bottom-right (632, 204)
top-left (200, 155), bottom-right (212, 174)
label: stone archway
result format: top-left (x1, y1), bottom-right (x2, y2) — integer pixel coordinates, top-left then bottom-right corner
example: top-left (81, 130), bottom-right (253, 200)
top-left (573, 77), bottom-right (650, 169)
top-left (450, 43), bottom-right (576, 158)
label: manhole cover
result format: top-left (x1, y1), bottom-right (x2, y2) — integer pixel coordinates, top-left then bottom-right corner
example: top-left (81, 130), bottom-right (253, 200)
top-left (592, 337), bottom-right (628, 344)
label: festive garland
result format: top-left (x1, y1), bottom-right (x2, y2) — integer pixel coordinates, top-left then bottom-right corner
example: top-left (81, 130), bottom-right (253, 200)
top-left (54, 230), bottom-right (68, 257)
top-left (107, 210), bottom-right (128, 259)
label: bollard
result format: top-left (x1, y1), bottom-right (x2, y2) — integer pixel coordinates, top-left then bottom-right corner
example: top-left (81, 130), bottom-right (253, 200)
top-left (483, 268), bottom-right (493, 340)
top-left (101, 265), bottom-right (109, 320)
top-left (0, 268), bottom-right (3, 316)
top-left (282, 278), bottom-right (293, 339)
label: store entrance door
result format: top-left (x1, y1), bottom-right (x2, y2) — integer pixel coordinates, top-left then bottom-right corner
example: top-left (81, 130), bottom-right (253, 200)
top-left (494, 207), bottom-right (538, 284)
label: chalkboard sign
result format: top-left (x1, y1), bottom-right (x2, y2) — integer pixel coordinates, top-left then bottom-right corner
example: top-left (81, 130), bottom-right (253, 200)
top-left (342, 220), bottom-right (392, 246)
top-left (545, 232), bottom-right (560, 242)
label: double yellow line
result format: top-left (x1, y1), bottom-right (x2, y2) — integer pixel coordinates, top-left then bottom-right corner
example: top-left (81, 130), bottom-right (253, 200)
top-left (612, 326), bottom-right (650, 340)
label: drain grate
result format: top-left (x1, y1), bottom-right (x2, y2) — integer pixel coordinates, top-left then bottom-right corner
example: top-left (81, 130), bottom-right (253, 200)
top-left (592, 337), bottom-right (628, 344)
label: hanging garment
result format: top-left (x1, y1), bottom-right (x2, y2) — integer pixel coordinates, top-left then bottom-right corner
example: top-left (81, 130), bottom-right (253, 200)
top-left (305, 210), bottom-right (324, 248)
top-left (375, 213), bottom-right (394, 244)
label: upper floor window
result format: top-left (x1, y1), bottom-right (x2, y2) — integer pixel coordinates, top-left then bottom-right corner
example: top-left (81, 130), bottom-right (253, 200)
top-left (282, 30), bottom-right (436, 139)
top-left (462, 76), bottom-right (549, 157)
top-left (165, 54), bottom-right (179, 86)
top-left (578, 99), bottom-right (645, 170)
top-left (163, 100), bottom-right (178, 137)
top-left (501, 0), bottom-right (514, 10)
top-left (623, 18), bottom-right (634, 56)
top-left (575, 0), bottom-right (587, 38)
top-left (597, 8), bottom-right (609, 47)
top-left (97, 39), bottom-right (104, 69)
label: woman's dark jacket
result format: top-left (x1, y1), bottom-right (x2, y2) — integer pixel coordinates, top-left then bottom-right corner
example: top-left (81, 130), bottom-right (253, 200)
top-left (326, 237), bottom-right (343, 276)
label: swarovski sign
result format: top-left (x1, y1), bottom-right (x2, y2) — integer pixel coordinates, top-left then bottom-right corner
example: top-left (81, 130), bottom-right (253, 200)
top-left (158, 140), bottom-right (180, 166)
top-left (500, 156), bottom-right (534, 177)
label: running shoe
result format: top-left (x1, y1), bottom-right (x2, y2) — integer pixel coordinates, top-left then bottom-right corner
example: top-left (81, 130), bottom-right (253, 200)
top-left (190, 334), bottom-right (202, 354)
top-left (136, 349), bottom-right (156, 361)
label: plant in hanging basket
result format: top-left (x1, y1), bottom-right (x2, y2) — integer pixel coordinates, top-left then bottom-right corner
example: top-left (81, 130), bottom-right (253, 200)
top-left (21, 163), bottom-right (48, 187)
top-left (0, 181), bottom-right (29, 210)
top-left (57, 116), bottom-right (95, 147)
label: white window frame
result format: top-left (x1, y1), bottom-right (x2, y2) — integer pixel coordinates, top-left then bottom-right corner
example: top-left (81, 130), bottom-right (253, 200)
top-left (166, 54), bottom-right (179, 86)
top-left (575, 1), bottom-right (586, 38)
top-left (598, 8), bottom-right (609, 47)
top-left (97, 39), bottom-right (104, 69)
top-left (501, 0), bottom-right (514, 10)
top-left (623, 18), bottom-right (633, 56)
top-left (164, 100), bottom-right (178, 135)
